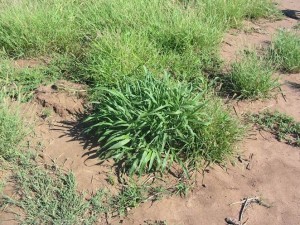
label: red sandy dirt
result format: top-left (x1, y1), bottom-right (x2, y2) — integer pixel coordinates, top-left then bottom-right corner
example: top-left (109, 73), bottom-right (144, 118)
top-left (1, 0), bottom-right (300, 225)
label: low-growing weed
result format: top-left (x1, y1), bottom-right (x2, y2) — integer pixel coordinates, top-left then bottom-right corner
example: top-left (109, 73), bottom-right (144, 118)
top-left (174, 181), bottom-right (190, 197)
top-left (225, 51), bottom-right (279, 99)
top-left (41, 108), bottom-right (52, 119)
top-left (2, 163), bottom-right (109, 225)
top-left (111, 183), bottom-right (145, 216)
top-left (269, 30), bottom-right (300, 73)
top-left (84, 72), bottom-right (243, 175)
top-left (249, 111), bottom-right (300, 146)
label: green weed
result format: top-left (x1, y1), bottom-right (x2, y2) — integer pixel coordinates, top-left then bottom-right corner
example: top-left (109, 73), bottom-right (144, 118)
top-left (174, 181), bottom-right (190, 197)
top-left (293, 23), bottom-right (300, 30)
top-left (111, 183), bottom-right (145, 216)
top-left (249, 111), bottom-right (300, 146)
top-left (84, 72), bottom-right (243, 175)
top-left (41, 108), bottom-right (52, 119)
top-left (226, 51), bottom-right (279, 99)
top-left (269, 30), bottom-right (300, 73)
top-left (0, 0), bottom-right (82, 57)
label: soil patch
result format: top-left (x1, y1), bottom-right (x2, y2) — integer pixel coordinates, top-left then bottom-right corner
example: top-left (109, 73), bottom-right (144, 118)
top-left (34, 80), bottom-right (87, 119)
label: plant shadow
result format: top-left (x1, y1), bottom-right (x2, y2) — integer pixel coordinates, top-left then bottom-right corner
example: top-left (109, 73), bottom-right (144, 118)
top-left (286, 81), bottom-right (300, 92)
top-left (281, 10), bottom-right (300, 20)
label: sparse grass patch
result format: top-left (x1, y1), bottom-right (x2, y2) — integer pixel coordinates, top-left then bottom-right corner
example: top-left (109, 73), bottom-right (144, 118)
top-left (248, 111), bottom-right (300, 146)
top-left (0, 93), bottom-right (26, 161)
top-left (269, 30), bottom-right (300, 73)
top-left (2, 162), bottom-right (109, 225)
top-left (0, 57), bottom-right (61, 101)
top-left (111, 183), bottom-right (145, 216)
top-left (84, 72), bottom-right (243, 175)
top-left (225, 51), bottom-right (279, 99)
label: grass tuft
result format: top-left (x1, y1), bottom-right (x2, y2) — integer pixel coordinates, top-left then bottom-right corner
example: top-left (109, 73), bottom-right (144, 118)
top-left (225, 51), bottom-right (279, 99)
top-left (111, 183), bottom-right (145, 216)
top-left (84, 71), bottom-right (243, 175)
top-left (269, 30), bottom-right (300, 73)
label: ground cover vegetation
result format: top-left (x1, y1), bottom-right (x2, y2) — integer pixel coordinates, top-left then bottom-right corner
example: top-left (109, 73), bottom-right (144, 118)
top-left (224, 51), bottom-right (280, 99)
top-left (0, 0), bottom-right (285, 223)
top-left (84, 72), bottom-right (243, 175)
top-left (249, 111), bottom-right (300, 146)
top-left (0, 0), bottom-right (280, 86)
top-left (268, 30), bottom-right (300, 73)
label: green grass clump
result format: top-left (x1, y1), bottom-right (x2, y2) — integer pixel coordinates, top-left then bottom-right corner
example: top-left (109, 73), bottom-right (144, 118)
top-left (269, 30), bottom-right (300, 73)
top-left (0, 93), bottom-right (26, 160)
top-left (249, 111), bottom-right (300, 146)
top-left (227, 51), bottom-right (279, 99)
top-left (84, 72), bottom-right (242, 175)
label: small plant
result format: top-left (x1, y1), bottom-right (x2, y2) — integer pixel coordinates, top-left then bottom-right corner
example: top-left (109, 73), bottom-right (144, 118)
top-left (174, 181), bottom-right (190, 197)
top-left (41, 108), bottom-right (52, 119)
top-left (106, 174), bottom-right (115, 186)
top-left (249, 111), bottom-right (300, 146)
top-left (269, 30), bottom-right (300, 73)
top-left (111, 183), bottom-right (145, 216)
top-left (227, 51), bottom-right (279, 99)
top-left (84, 72), bottom-right (242, 175)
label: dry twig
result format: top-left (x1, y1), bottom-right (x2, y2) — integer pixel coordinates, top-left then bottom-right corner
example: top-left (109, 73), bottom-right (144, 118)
top-left (226, 197), bottom-right (271, 225)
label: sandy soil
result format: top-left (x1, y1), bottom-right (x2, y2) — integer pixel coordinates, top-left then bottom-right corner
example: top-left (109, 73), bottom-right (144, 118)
top-left (1, 0), bottom-right (299, 224)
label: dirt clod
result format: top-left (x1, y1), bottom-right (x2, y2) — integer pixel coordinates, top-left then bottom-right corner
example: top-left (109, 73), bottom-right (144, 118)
top-left (35, 80), bottom-right (87, 118)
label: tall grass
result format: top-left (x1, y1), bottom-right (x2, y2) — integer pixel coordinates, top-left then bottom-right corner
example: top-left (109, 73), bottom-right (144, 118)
top-left (0, 91), bottom-right (26, 160)
top-left (269, 30), bottom-right (300, 73)
top-left (0, 0), bottom-right (279, 85)
top-left (84, 72), bottom-right (243, 175)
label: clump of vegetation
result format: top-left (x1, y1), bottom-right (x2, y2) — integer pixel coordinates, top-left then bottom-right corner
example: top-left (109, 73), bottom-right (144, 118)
top-left (174, 181), bottom-right (190, 197)
top-left (84, 72), bottom-right (243, 175)
top-left (269, 30), bottom-right (300, 73)
top-left (0, 92), bottom-right (26, 160)
top-left (110, 183), bottom-right (146, 216)
top-left (249, 111), bottom-right (300, 146)
top-left (226, 51), bottom-right (279, 99)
